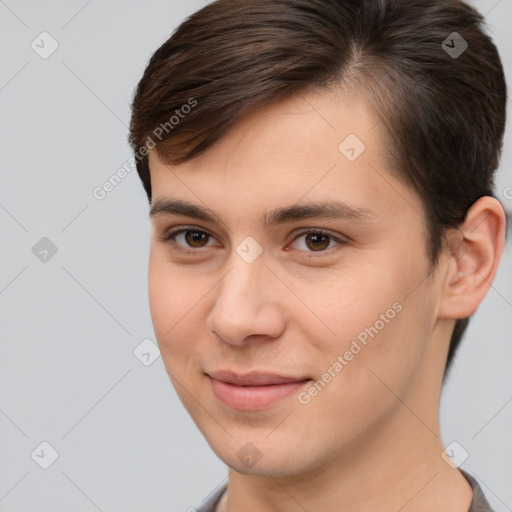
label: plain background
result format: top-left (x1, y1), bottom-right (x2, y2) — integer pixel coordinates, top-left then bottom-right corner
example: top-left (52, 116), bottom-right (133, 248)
top-left (0, 1), bottom-right (511, 511)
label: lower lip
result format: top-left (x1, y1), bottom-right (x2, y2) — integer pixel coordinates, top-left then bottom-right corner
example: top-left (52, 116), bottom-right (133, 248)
top-left (209, 377), bottom-right (311, 411)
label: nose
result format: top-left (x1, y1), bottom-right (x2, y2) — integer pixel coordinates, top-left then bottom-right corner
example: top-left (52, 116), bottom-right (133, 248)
top-left (205, 257), bottom-right (287, 346)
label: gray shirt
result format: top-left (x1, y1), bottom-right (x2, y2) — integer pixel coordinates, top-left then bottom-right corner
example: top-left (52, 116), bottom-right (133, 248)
top-left (195, 470), bottom-right (494, 511)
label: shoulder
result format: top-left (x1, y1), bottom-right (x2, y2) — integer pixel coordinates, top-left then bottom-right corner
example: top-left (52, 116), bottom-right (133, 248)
top-left (461, 470), bottom-right (495, 512)
top-left (194, 484), bottom-right (228, 512)
top-left (192, 473), bottom-right (494, 511)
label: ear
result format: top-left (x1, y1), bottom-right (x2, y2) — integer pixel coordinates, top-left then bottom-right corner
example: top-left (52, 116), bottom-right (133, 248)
top-left (437, 196), bottom-right (507, 319)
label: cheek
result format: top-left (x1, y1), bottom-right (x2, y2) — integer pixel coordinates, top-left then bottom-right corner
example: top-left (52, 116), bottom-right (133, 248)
top-left (300, 255), bottom-right (434, 377)
top-left (296, 292), bottom-right (435, 441)
top-left (148, 250), bottom-right (198, 359)
top-left (322, 281), bottom-right (437, 414)
top-left (291, 264), bottom-right (402, 349)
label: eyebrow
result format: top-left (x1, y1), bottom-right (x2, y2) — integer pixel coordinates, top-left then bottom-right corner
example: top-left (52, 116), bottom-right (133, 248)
top-left (149, 198), bottom-right (377, 226)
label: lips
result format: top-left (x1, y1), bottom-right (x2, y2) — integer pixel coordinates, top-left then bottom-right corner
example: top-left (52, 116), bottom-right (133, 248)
top-left (206, 370), bottom-right (312, 410)
top-left (207, 370), bottom-right (310, 386)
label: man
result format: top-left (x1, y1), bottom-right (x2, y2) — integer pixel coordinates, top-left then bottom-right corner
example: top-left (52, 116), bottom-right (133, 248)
top-left (128, 0), bottom-right (507, 510)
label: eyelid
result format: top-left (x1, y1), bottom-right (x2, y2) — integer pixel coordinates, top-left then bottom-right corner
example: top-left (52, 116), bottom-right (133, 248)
top-left (287, 227), bottom-right (348, 254)
top-left (157, 225), bottom-right (217, 246)
top-left (157, 225), bottom-right (348, 255)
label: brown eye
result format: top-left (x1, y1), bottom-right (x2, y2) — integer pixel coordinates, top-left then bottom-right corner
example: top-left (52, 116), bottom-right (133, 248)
top-left (159, 228), bottom-right (216, 251)
top-left (289, 229), bottom-right (346, 254)
top-left (184, 230), bottom-right (210, 247)
top-left (304, 232), bottom-right (331, 251)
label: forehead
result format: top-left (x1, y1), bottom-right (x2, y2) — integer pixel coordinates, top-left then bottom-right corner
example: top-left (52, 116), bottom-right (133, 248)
top-left (147, 89), bottom-right (423, 229)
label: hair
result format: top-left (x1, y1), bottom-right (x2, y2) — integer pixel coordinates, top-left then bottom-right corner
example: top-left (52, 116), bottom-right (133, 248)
top-left (128, 0), bottom-right (507, 377)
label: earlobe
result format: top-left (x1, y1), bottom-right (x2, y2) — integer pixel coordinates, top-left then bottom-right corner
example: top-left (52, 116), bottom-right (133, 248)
top-left (438, 196), bottom-right (506, 319)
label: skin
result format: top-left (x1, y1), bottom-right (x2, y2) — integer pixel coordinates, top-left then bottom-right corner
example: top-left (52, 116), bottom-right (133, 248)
top-left (147, 88), bottom-right (506, 512)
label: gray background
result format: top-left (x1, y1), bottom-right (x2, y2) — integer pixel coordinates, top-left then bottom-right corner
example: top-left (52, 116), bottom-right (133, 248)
top-left (0, 1), bottom-right (511, 511)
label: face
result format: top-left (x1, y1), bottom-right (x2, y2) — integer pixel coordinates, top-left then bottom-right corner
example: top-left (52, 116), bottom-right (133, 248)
top-left (147, 89), bottom-right (446, 478)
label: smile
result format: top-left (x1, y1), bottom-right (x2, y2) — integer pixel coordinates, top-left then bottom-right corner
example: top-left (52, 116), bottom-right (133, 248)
top-left (207, 371), bottom-right (312, 410)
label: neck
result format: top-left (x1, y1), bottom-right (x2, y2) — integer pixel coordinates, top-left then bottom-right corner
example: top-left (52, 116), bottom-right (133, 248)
top-left (220, 418), bottom-right (472, 512)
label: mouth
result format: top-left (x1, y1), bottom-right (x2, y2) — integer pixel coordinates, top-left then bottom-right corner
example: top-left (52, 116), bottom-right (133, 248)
top-left (206, 370), bottom-right (312, 411)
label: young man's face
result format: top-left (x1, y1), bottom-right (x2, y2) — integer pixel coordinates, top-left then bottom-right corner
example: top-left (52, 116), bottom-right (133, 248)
top-left (147, 89), bottom-right (450, 477)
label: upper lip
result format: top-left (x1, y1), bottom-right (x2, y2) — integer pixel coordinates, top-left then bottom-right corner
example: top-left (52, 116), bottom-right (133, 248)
top-left (207, 370), bottom-right (311, 386)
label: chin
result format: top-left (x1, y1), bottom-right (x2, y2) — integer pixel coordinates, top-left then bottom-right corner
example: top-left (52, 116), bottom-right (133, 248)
top-left (202, 430), bottom-right (321, 479)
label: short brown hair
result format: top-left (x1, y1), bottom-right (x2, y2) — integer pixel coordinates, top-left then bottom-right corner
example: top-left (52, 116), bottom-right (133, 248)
top-left (128, 0), bottom-right (507, 375)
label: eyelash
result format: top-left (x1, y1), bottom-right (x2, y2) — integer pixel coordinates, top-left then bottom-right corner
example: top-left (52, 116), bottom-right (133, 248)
top-left (157, 226), bottom-right (347, 256)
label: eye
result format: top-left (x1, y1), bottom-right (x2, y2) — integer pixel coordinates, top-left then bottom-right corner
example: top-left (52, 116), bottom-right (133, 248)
top-left (288, 229), bottom-right (346, 253)
top-left (158, 226), bottom-right (347, 255)
top-left (158, 227), bottom-right (218, 251)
